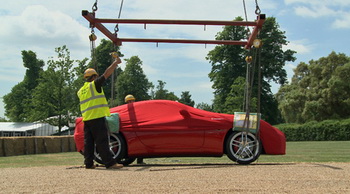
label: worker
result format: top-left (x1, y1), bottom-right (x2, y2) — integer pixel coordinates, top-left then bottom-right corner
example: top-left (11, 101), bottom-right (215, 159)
top-left (125, 94), bottom-right (145, 165)
top-left (125, 94), bottom-right (135, 103)
top-left (77, 57), bottom-right (123, 169)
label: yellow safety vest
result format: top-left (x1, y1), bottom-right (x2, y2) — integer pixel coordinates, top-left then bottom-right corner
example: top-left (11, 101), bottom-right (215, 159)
top-left (77, 81), bottom-right (110, 121)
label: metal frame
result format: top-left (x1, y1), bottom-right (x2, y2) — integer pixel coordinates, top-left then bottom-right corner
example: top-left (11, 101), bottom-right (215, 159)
top-left (82, 10), bottom-right (265, 49)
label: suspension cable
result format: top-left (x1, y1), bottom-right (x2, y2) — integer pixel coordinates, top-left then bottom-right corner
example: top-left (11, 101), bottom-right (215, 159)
top-left (89, 28), bottom-right (98, 71)
top-left (114, 0), bottom-right (125, 35)
top-left (240, 0), bottom-right (263, 154)
top-left (242, 0), bottom-right (251, 37)
top-left (92, 0), bottom-right (98, 12)
top-left (242, 0), bottom-right (248, 22)
top-left (111, 0), bottom-right (125, 106)
top-left (255, 0), bottom-right (261, 15)
top-left (257, 44), bottom-right (262, 114)
top-left (117, 0), bottom-right (124, 19)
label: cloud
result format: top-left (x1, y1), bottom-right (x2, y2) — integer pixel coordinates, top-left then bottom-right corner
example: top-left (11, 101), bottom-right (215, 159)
top-left (284, 0), bottom-right (350, 29)
top-left (283, 39), bottom-right (313, 54)
top-left (285, 0), bottom-right (350, 6)
top-left (332, 13), bottom-right (350, 29)
top-left (124, 0), bottom-right (244, 20)
top-left (0, 5), bottom-right (90, 49)
top-left (294, 5), bottom-right (337, 18)
top-left (0, 4), bottom-right (92, 101)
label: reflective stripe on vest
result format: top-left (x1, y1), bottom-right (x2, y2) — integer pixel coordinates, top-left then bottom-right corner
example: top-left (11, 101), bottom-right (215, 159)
top-left (77, 81), bottom-right (110, 121)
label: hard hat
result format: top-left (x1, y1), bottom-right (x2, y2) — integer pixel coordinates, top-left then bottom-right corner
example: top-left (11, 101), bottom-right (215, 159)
top-left (84, 68), bottom-right (98, 79)
top-left (125, 94), bottom-right (135, 103)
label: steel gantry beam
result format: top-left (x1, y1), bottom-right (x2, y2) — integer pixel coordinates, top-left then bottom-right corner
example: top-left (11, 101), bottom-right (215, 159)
top-left (82, 10), bottom-right (265, 49)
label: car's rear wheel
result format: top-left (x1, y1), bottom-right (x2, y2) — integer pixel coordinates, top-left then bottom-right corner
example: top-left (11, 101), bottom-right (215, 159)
top-left (94, 133), bottom-right (126, 164)
top-left (226, 131), bottom-right (262, 164)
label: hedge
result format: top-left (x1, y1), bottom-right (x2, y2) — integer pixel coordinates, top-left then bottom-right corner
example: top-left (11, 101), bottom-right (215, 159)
top-left (275, 119), bottom-right (350, 141)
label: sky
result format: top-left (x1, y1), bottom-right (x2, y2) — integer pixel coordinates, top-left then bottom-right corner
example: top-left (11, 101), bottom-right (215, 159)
top-left (1, 0), bottom-right (350, 118)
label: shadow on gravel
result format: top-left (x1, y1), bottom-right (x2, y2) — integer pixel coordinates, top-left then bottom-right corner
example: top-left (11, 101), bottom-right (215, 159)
top-left (65, 163), bottom-right (299, 171)
top-left (312, 163), bottom-right (343, 170)
top-left (66, 163), bottom-right (343, 171)
top-left (125, 162), bottom-right (297, 172)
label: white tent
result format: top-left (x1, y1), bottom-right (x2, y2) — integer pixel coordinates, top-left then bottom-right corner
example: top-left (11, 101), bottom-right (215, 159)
top-left (0, 122), bottom-right (68, 137)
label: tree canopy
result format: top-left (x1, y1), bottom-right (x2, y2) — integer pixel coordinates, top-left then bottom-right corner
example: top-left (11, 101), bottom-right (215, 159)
top-left (277, 51), bottom-right (350, 123)
top-left (115, 56), bottom-right (153, 105)
top-left (3, 46), bottom-right (87, 133)
top-left (3, 51), bottom-right (44, 122)
top-left (26, 46), bottom-right (86, 132)
top-left (179, 91), bottom-right (195, 107)
top-left (207, 16), bottom-right (295, 124)
top-left (153, 80), bottom-right (179, 101)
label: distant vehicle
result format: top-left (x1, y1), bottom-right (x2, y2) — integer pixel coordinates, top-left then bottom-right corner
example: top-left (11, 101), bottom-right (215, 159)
top-left (74, 100), bottom-right (286, 165)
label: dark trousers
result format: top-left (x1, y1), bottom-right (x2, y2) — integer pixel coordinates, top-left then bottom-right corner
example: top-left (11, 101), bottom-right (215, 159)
top-left (84, 117), bottom-right (116, 168)
top-left (137, 158), bottom-right (144, 164)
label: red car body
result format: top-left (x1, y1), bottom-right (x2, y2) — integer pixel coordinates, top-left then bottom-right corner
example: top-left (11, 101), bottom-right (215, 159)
top-left (74, 100), bottom-right (285, 160)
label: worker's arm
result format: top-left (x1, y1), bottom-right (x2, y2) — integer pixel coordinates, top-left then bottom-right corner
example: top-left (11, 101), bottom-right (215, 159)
top-left (103, 57), bottom-right (122, 79)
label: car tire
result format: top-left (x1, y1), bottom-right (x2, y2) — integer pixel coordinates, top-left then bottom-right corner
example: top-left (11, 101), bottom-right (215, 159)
top-left (94, 133), bottom-right (126, 165)
top-left (225, 131), bottom-right (262, 165)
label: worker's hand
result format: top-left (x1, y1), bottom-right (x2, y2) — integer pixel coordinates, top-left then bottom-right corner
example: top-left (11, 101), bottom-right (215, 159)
top-left (113, 57), bottom-right (121, 65)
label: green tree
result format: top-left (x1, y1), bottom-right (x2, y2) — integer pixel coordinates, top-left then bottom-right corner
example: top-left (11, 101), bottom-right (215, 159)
top-left (153, 80), bottom-right (179, 101)
top-left (277, 51), bottom-right (350, 123)
top-left (179, 91), bottom-right (195, 107)
top-left (327, 63), bottom-right (350, 118)
top-left (3, 51), bottom-right (44, 121)
top-left (196, 102), bottom-right (214, 112)
top-left (207, 16), bottom-right (295, 124)
top-left (27, 46), bottom-right (85, 133)
top-left (71, 58), bottom-right (89, 116)
top-left (115, 56), bottom-right (153, 105)
top-left (224, 76), bottom-right (246, 114)
top-left (3, 82), bottom-right (28, 122)
top-left (207, 17), bottom-right (247, 113)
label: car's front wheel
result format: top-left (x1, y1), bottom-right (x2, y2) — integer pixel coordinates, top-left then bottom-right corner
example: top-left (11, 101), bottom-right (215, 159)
top-left (226, 131), bottom-right (262, 164)
top-left (94, 133), bottom-right (126, 164)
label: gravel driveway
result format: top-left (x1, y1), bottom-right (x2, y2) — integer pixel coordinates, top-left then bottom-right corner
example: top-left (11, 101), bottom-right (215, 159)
top-left (1, 162), bottom-right (349, 193)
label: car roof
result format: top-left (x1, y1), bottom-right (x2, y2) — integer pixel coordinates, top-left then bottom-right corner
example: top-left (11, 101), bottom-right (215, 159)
top-left (110, 100), bottom-right (233, 130)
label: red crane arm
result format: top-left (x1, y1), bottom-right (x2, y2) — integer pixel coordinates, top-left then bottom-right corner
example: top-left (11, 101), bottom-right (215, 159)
top-left (82, 10), bottom-right (265, 49)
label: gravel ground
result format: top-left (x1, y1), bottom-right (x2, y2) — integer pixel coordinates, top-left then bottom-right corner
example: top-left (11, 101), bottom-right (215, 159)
top-left (1, 163), bottom-right (349, 193)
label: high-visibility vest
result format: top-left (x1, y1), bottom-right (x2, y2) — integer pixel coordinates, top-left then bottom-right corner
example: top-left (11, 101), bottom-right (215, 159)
top-left (77, 81), bottom-right (110, 121)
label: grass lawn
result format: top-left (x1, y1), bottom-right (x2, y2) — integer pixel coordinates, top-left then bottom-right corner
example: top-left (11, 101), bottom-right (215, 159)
top-left (0, 141), bottom-right (349, 168)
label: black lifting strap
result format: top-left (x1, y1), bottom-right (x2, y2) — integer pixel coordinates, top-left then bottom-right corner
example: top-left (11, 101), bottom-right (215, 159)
top-left (242, 41), bottom-right (262, 132)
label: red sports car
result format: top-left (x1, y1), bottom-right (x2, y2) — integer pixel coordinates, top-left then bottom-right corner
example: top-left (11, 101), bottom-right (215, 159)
top-left (74, 100), bottom-right (286, 165)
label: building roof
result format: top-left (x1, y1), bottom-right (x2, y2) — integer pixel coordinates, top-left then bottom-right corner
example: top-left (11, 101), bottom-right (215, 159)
top-left (0, 122), bottom-right (69, 136)
top-left (0, 122), bottom-right (40, 132)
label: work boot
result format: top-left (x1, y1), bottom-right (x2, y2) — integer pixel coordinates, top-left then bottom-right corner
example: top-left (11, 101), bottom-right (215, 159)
top-left (85, 164), bottom-right (96, 169)
top-left (137, 158), bottom-right (146, 164)
top-left (107, 163), bottom-right (123, 169)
